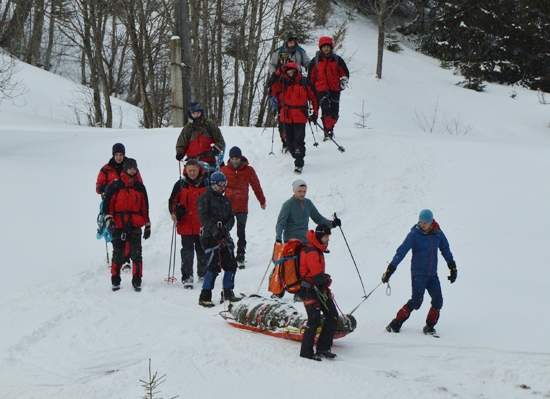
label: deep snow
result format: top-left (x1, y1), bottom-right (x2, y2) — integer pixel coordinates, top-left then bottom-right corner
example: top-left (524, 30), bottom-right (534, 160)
top-left (1, 5), bottom-right (550, 399)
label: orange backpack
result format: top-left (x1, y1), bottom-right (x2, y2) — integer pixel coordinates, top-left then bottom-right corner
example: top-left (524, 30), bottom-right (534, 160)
top-left (268, 239), bottom-right (303, 297)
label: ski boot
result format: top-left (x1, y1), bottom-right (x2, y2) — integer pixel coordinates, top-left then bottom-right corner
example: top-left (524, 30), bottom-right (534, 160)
top-left (317, 350), bottom-right (337, 359)
top-left (423, 325), bottom-right (439, 337)
top-left (182, 276), bottom-right (194, 289)
top-left (112, 284), bottom-right (121, 292)
top-left (221, 289), bottom-right (242, 303)
top-left (199, 289), bottom-right (215, 308)
top-left (385, 319), bottom-right (402, 333)
top-left (300, 353), bottom-right (322, 362)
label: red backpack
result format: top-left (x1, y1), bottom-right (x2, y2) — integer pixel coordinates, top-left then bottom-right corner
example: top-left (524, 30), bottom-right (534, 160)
top-left (268, 239), bottom-right (303, 297)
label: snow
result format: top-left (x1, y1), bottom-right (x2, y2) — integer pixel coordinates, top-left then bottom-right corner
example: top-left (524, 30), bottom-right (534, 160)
top-left (1, 5), bottom-right (550, 399)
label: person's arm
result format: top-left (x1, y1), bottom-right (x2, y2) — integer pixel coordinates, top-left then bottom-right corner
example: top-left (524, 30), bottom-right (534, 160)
top-left (389, 231), bottom-right (415, 269)
top-left (248, 167), bottom-right (266, 207)
top-left (96, 167), bottom-right (107, 195)
top-left (210, 122), bottom-right (225, 152)
top-left (224, 203), bottom-right (235, 232)
top-left (135, 182), bottom-right (150, 224)
top-left (308, 199), bottom-right (332, 227)
top-left (168, 181), bottom-right (181, 214)
top-left (337, 56), bottom-right (350, 78)
top-left (275, 201), bottom-right (290, 242)
top-left (103, 180), bottom-right (122, 215)
top-left (175, 127), bottom-right (189, 157)
top-left (439, 231), bottom-right (455, 265)
top-left (307, 82), bottom-right (319, 115)
top-left (197, 193), bottom-right (213, 236)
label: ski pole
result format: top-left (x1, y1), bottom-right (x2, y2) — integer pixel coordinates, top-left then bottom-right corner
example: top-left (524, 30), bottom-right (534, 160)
top-left (315, 121), bottom-right (345, 152)
top-left (269, 125), bottom-right (275, 155)
top-left (256, 257), bottom-right (273, 294)
top-left (105, 240), bottom-right (110, 266)
top-left (166, 222), bottom-right (177, 283)
top-left (308, 121), bottom-right (319, 147)
top-left (178, 160), bottom-right (183, 180)
top-left (334, 212), bottom-right (367, 297)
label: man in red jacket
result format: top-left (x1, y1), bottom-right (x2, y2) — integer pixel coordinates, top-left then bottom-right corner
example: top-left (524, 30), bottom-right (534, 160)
top-left (96, 143), bottom-right (143, 196)
top-left (308, 36), bottom-right (349, 140)
top-left (298, 225), bottom-right (338, 361)
top-left (104, 158), bottom-right (151, 292)
top-left (168, 159), bottom-right (208, 288)
top-left (270, 62), bottom-right (319, 174)
top-left (220, 146), bottom-right (266, 268)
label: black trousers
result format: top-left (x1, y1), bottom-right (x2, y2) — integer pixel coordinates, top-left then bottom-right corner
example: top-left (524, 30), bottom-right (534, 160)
top-left (111, 228), bottom-right (142, 286)
top-left (180, 234), bottom-right (207, 280)
top-left (234, 213), bottom-right (248, 262)
top-left (283, 123), bottom-right (306, 167)
top-left (300, 291), bottom-right (338, 357)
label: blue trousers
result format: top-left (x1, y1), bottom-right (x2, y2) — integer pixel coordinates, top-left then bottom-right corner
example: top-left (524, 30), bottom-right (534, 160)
top-left (407, 274), bottom-right (443, 310)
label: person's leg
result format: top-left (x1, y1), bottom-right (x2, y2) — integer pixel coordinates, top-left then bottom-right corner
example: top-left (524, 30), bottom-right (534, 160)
top-left (425, 275), bottom-right (443, 327)
top-left (292, 124), bottom-right (306, 168)
top-left (199, 239), bottom-right (221, 304)
top-left (129, 229), bottom-right (143, 288)
top-left (221, 244), bottom-right (238, 300)
top-left (235, 213), bottom-right (248, 263)
top-left (318, 91), bottom-right (330, 129)
top-left (180, 235), bottom-right (195, 281)
top-left (316, 295), bottom-right (338, 353)
top-left (300, 302), bottom-right (321, 358)
top-left (111, 231), bottom-right (125, 287)
top-left (388, 275), bottom-right (427, 331)
top-left (194, 235), bottom-right (207, 278)
top-left (285, 124), bottom-right (296, 156)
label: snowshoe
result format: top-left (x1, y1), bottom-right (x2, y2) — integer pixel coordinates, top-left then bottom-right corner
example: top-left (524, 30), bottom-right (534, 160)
top-left (300, 353), bottom-right (322, 362)
top-left (112, 284), bottom-right (121, 292)
top-left (385, 319), bottom-right (401, 333)
top-left (423, 325), bottom-right (439, 337)
top-left (294, 166), bottom-right (303, 174)
top-left (317, 350), bottom-right (337, 359)
top-left (182, 276), bottom-right (194, 289)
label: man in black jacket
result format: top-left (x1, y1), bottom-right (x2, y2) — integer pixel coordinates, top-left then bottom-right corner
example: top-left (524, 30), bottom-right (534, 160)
top-left (197, 171), bottom-right (240, 307)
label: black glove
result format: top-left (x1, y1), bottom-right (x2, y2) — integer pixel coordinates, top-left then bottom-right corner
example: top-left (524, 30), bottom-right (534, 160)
top-left (308, 113), bottom-right (318, 123)
top-left (312, 273), bottom-right (332, 288)
top-left (213, 224), bottom-right (228, 241)
top-left (448, 262), bottom-right (457, 283)
top-left (143, 224), bottom-right (151, 240)
top-left (275, 239), bottom-right (282, 244)
top-left (381, 265), bottom-right (395, 283)
top-left (175, 204), bottom-right (186, 221)
top-left (332, 216), bottom-right (342, 228)
top-left (176, 152), bottom-right (184, 161)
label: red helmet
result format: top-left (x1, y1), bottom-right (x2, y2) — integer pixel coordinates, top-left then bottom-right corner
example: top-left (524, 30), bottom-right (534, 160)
top-left (283, 61), bottom-right (299, 72)
top-left (318, 36), bottom-right (334, 49)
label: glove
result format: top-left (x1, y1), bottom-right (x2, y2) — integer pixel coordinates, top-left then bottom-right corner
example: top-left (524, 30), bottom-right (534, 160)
top-left (308, 113), bottom-right (318, 123)
top-left (213, 223), bottom-right (228, 241)
top-left (275, 239), bottom-right (282, 244)
top-left (340, 76), bottom-right (349, 90)
top-left (269, 96), bottom-right (279, 112)
top-left (175, 204), bottom-right (186, 221)
top-left (313, 273), bottom-right (332, 289)
top-left (143, 224), bottom-right (151, 240)
top-left (332, 216), bottom-right (342, 228)
top-left (448, 262), bottom-right (457, 283)
top-left (381, 265), bottom-right (395, 283)
top-left (176, 152), bottom-right (184, 161)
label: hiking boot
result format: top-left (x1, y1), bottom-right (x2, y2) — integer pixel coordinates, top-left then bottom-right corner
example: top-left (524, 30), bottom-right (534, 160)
top-left (294, 166), bottom-right (303, 174)
top-left (112, 284), bottom-right (121, 292)
top-left (132, 281), bottom-right (141, 292)
top-left (385, 319), bottom-right (402, 333)
top-left (300, 353), bottom-right (322, 361)
top-left (222, 289), bottom-right (242, 303)
top-left (182, 276), bottom-right (194, 289)
top-left (423, 325), bottom-right (437, 335)
top-left (317, 350), bottom-right (337, 359)
top-left (199, 289), bottom-right (215, 308)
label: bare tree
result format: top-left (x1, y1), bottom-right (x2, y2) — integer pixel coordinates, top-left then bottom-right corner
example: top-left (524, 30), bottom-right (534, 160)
top-left (0, 51), bottom-right (24, 102)
top-left (25, 0), bottom-right (46, 65)
top-left (369, 0), bottom-right (400, 79)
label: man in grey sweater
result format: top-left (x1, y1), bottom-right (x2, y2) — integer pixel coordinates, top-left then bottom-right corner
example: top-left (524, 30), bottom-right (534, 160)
top-left (275, 179), bottom-right (341, 243)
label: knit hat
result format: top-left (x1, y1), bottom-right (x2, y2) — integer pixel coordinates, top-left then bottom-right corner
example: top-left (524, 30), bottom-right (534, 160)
top-left (229, 146), bottom-right (242, 159)
top-left (315, 224), bottom-right (331, 242)
top-left (419, 209), bottom-right (434, 224)
top-left (318, 36), bottom-right (334, 49)
top-left (123, 157), bottom-right (138, 172)
top-left (188, 102), bottom-right (204, 118)
top-left (210, 171), bottom-right (227, 186)
top-left (292, 179), bottom-right (307, 192)
top-left (112, 143), bottom-right (125, 155)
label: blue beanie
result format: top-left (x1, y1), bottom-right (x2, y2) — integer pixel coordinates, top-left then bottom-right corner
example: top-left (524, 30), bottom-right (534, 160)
top-left (210, 171), bottom-right (227, 186)
top-left (188, 102), bottom-right (204, 118)
top-left (419, 209), bottom-right (434, 224)
top-left (229, 146), bottom-right (242, 158)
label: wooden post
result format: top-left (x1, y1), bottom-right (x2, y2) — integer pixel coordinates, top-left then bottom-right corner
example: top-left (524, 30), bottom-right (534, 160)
top-left (170, 36), bottom-right (184, 127)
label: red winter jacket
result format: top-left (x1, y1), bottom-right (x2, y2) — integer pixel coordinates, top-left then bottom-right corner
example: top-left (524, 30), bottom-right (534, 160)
top-left (104, 172), bottom-right (150, 230)
top-left (220, 157), bottom-right (266, 214)
top-left (168, 173), bottom-right (208, 235)
top-left (270, 67), bottom-right (319, 124)
top-left (299, 230), bottom-right (328, 284)
top-left (308, 52), bottom-right (349, 93)
top-left (96, 157), bottom-right (143, 195)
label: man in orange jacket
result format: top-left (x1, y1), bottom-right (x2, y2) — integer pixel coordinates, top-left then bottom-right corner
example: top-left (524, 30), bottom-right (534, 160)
top-left (221, 146), bottom-right (266, 268)
top-left (298, 225), bottom-right (338, 361)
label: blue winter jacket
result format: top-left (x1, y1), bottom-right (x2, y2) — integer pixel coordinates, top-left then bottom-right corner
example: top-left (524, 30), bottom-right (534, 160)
top-left (390, 221), bottom-right (454, 276)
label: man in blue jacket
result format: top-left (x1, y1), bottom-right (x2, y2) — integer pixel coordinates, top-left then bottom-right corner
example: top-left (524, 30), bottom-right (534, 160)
top-left (382, 209), bottom-right (458, 335)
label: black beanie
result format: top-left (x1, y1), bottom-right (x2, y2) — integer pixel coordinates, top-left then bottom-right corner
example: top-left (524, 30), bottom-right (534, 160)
top-left (315, 225), bottom-right (331, 242)
top-left (229, 146), bottom-right (242, 159)
top-left (123, 158), bottom-right (138, 171)
top-left (112, 143), bottom-right (125, 155)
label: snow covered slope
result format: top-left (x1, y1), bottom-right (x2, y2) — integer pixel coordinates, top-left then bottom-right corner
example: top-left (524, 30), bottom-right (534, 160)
top-left (0, 52), bottom-right (140, 128)
top-left (1, 5), bottom-right (550, 399)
